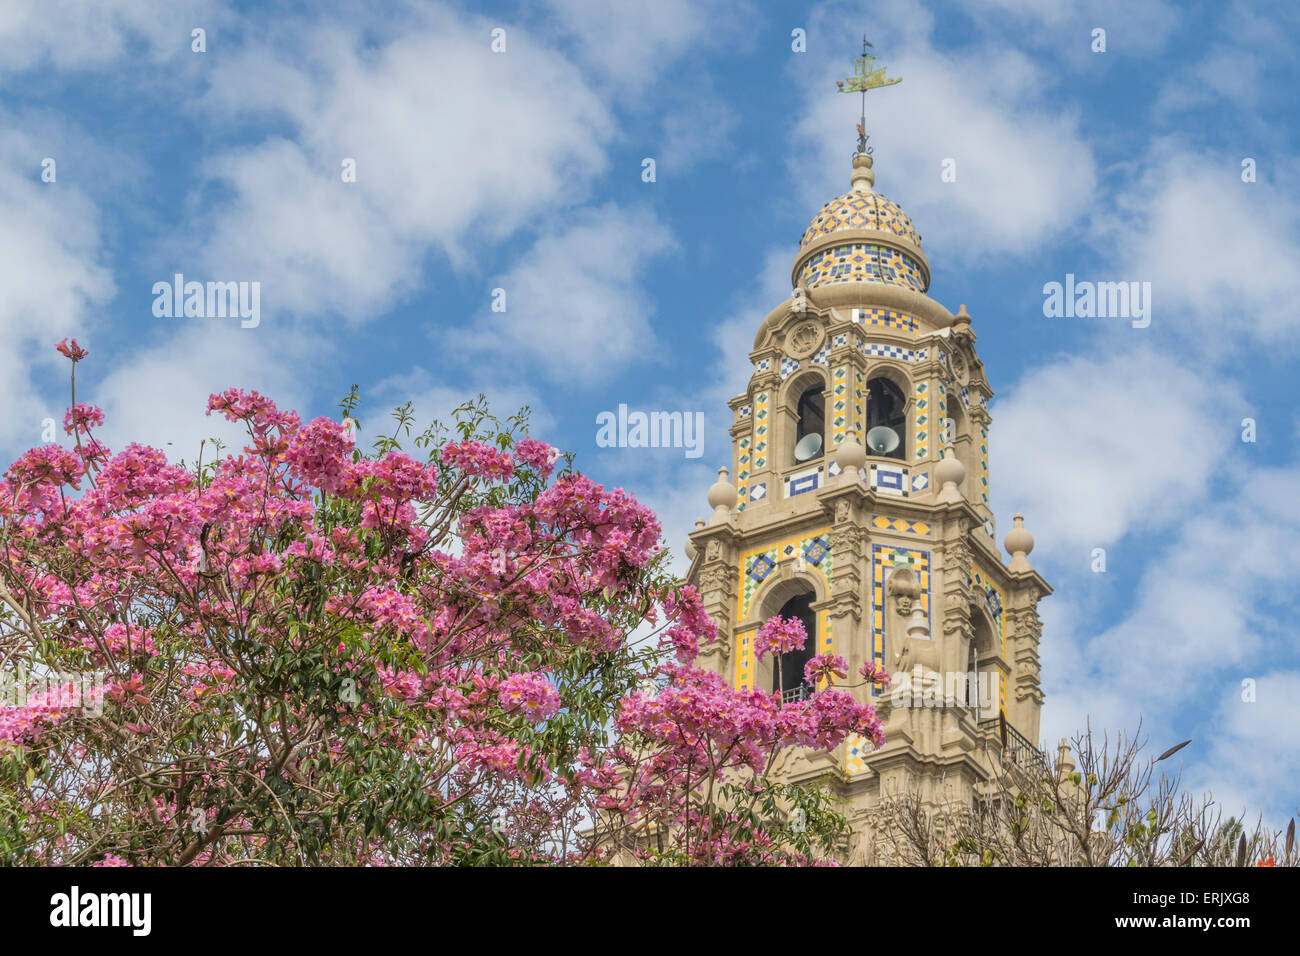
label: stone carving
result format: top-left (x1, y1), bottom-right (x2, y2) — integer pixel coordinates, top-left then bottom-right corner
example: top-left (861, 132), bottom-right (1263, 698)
top-left (786, 320), bottom-right (823, 359)
top-left (950, 349), bottom-right (970, 386)
top-left (886, 566), bottom-right (919, 615)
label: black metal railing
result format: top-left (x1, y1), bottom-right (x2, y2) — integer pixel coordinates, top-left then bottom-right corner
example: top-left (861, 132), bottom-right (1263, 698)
top-left (981, 715), bottom-right (1049, 774)
top-left (781, 685), bottom-right (812, 704)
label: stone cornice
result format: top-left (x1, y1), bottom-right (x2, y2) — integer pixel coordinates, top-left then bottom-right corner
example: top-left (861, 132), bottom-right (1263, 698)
top-left (754, 285), bottom-right (957, 349)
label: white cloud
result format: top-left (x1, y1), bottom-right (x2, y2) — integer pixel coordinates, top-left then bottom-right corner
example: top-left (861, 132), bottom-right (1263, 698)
top-left (90, 322), bottom-right (311, 461)
top-left (1196, 671), bottom-right (1300, 824)
top-left (960, 0), bottom-right (1179, 56)
top-left (539, 0), bottom-right (751, 90)
top-left (1096, 147), bottom-right (1300, 344)
top-left (1036, 459), bottom-right (1300, 822)
top-left (187, 7), bottom-right (615, 324)
top-left (792, 3), bottom-right (1098, 261)
top-left (992, 347), bottom-right (1242, 558)
top-left (0, 0), bottom-right (222, 77)
top-left (453, 204), bottom-right (675, 386)
top-left (0, 124), bottom-right (114, 451)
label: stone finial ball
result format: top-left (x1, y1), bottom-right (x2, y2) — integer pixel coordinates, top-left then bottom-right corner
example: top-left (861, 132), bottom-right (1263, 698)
top-left (706, 467), bottom-right (738, 511)
top-left (1004, 512), bottom-right (1034, 557)
top-left (833, 437), bottom-right (867, 471)
top-left (935, 446), bottom-right (965, 487)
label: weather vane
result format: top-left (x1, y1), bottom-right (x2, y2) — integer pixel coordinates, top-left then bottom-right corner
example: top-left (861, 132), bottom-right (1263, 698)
top-left (836, 34), bottom-right (901, 155)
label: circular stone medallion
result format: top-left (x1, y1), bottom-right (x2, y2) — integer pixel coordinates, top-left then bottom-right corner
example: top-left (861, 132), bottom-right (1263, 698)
top-left (786, 320), bottom-right (824, 359)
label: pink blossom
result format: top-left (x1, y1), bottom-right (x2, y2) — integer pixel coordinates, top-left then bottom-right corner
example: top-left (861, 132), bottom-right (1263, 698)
top-left (442, 440), bottom-right (515, 481)
top-left (754, 615), bottom-right (807, 660)
top-left (859, 660), bottom-right (891, 686)
top-left (55, 338), bottom-right (89, 362)
top-left (498, 672), bottom-right (561, 720)
top-left (804, 653), bottom-right (848, 686)
top-left (63, 403), bottom-right (105, 436)
top-left (513, 437), bottom-right (560, 477)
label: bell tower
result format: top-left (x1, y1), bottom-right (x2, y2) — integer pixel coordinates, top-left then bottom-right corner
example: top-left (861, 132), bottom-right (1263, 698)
top-left (683, 52), bottom-right (1052, 862)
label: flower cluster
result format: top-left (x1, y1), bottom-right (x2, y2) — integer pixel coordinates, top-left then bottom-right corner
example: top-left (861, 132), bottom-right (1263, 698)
top-left (804, 653), bottom-right (848, 687)
top-left (442, 440), bottom-right (515, 481)
top-left (0, 679), bottom-right (101, 747)
top-left (859, 660), bottom-right (891, 686)
top-left (497, 672), bottom-right (562, 721)
top-left (513, 437), bottom-right (560, 477)
top-left (55, 338), bottom-right (88, 362)
top-left (753, 614), bottom-right (807, 660)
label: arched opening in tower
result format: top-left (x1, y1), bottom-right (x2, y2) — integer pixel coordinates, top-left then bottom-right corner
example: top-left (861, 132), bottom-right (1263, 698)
top-left (865, 376), bottom-right (907, 460)
top-left (794, 384), bottom-right (825, 463)
top-left (772, 591), bottom-right (817, 701)
top-left (969, 609), bottom-right (999, 719)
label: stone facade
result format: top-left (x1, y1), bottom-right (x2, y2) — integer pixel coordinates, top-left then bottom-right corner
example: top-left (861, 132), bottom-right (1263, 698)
top-left (684, 152), bottom-right (1053, 864)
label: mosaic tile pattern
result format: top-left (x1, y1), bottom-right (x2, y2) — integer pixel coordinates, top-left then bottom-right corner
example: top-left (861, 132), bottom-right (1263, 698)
top-left (970, 564), bottom-right (1008, 719)
top-left (756, 358), bottom-right (770, 373)
top-left (870, 515), bottom-right (932, 535)
top-left (797, 536), bottom-right (829, 572)
top-left (784, 464), bottom-right (823, 498)
top-left (871, 544), bottom-right (931, 686)
top-left (780, 357), bottom-right (800, 380)
top-left (978, 424), bottom-right (989, 505)
top-left (739, 405), bottom-right (751, 419)
top-left (737, 529), bottom-right (835, 621)
top-left (800, 190), bottom-right (922, 248)
top-left (747, 553), bottom-right (776, 586)
top-left (735, 630), bottom-right (755, 693)
top-left (914, 379), bottom-right (930, 460)
top-left (735, 434), bottom-right (751, 511)
top-left (754, 391), bottom-right (769, 470)
top-left (798, 243), bottom-right (927, 292)
top-left (854, 371), bottom-right (865, 443)
top-left (851, 307), bottom-right (918, 333)
top-left (845, 732), bottom-right (872, 775)
top-left (911, 471), bottom-right (930, 492)
top-left (868, 462), bottom-right (910, 497)
top-left (831, 366), bottom-right (848, 445)
top-left (749, 482), bottom-right (767, 501)
top-left (811, 343), bottom-right (831, 367)
top-left (859, 341), bottom-right (927, 362)
top-left (937, 384), bottom-right (947, 447)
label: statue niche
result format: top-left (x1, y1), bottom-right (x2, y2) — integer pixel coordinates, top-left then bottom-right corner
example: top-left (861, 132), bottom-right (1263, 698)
top-left (886, 567), bottom-right (942, 703)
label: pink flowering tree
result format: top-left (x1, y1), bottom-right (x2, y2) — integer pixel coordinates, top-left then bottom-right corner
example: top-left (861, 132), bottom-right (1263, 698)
top-left (588, 614), bottom-right (887, 864)
top-left (0, 341), bottom-right (885, 866)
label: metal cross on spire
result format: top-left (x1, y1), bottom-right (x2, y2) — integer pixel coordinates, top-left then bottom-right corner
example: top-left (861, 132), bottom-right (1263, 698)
top-left (836, 34), bottom-right (901, 155)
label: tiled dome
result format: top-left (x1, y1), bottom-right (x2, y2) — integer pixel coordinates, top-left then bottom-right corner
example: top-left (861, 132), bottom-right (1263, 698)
top-left (800, 190), bottom-right (922, 249)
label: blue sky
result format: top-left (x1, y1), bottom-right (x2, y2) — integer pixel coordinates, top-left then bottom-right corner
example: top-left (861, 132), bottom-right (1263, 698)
top-left (3, 0), bottom-right (1298, 824)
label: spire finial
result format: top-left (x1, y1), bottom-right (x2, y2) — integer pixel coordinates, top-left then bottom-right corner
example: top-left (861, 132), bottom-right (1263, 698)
top-left (836, 34), bottom-right (901, 160)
